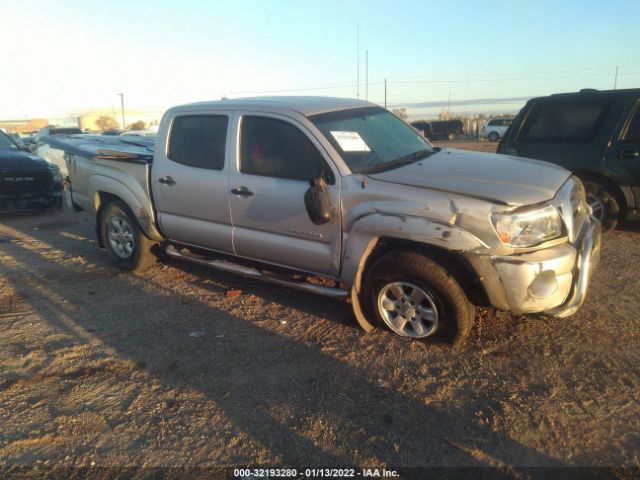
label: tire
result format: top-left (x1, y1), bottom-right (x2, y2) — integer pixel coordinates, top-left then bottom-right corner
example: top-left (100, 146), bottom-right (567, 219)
top-left (99, 200), bottom-right (156, 272)
top-left (447, 132), bottom-right (456, 141)
top-left (362, 251), bottom-right (475, 345)
top-left (488, 131), bottom-right (499, 142)
top-left (582, 180), bottom-right (621, 233)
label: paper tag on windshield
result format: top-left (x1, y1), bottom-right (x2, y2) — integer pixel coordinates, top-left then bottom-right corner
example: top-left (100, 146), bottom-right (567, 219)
top-left (330, 131), bottom-right (371, 152)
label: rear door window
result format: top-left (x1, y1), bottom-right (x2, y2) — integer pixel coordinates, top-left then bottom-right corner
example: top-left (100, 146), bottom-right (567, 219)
top-left (168, 115), bottom-right (228, 170)
top-left (517, 98), bottom-right (612, 142)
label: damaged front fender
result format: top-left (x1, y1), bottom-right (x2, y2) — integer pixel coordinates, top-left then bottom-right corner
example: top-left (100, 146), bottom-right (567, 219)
top-left (340, 212), bottom-right (488, 290)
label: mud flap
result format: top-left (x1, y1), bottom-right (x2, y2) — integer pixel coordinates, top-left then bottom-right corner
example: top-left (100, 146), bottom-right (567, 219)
top-left (351, 287), bottom-right (375, 333)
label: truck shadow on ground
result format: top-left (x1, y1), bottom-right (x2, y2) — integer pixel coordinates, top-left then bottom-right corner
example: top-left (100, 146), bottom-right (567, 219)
top-left (618, 220), bottom-right (640, 233)
top-left (0, 217), bottom-right (567, 476)
top-left (163, 257), bottom-right (359, 331)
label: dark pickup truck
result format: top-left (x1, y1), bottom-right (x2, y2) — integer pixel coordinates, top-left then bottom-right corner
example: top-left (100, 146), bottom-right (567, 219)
top-left (0, 130), bottom-right (63, 212)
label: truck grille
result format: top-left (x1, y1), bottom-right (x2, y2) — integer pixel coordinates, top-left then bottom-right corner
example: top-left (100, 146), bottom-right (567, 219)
top-left (0, 169), bottom-right (53, 194)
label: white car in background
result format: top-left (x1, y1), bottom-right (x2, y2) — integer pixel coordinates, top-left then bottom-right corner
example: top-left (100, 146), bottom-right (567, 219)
top-left (35, 143), bottom-right (68, 176)
top-left (480, 118), bottom-right (513, 142)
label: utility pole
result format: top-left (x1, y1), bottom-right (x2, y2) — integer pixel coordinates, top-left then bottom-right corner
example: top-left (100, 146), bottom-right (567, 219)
top-left (614, 66), bottom-right (619, 90)
top-left (365, 50), bottom-right (368, 102)
top-left (384, 78), bottom-right (387, 109)
top-left (117, 93), bottom-right (125, 129)
top-left (356, 24), bottom-right (360, 99)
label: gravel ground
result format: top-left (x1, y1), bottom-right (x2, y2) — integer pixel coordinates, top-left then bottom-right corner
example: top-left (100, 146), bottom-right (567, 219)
top-left (1, 142), bottom-right (639, 478)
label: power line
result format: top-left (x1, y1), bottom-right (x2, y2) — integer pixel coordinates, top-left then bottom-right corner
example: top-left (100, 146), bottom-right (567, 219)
top-left (387, 72), bottom-right (639, 85)
top-left (385, 64), bottom-right (640, 81)
top-left (223, 70), bottom-right (640, 98)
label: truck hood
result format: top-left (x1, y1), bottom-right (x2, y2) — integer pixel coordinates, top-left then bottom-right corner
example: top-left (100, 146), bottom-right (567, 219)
top-left (368, 148), bottom-right (571, 206)
top-left (0, 148), bottom-right (51, 170)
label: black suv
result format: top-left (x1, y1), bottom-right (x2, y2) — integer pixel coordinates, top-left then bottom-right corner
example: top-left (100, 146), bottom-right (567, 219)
top-left (411, 119), bottom-right (464, 141)
top-left (0, 130), bottom-right (63, 212)
top-left (498, 88), bottom-right (640, 231)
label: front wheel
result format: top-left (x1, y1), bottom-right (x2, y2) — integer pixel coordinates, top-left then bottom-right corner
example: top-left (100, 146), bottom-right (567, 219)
top-left (488, 131), bottom-right (500, 142)
top-left (447, 132), bottom-right (456, 141)
top-left (100, 201), bottom-right (156, 271)
top-left (582, 180), bottom-right (621, 233)
top-left (362, 252), bottom-right (475, 345)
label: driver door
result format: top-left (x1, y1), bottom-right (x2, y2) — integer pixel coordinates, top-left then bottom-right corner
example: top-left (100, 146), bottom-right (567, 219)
top-left (228, 114), bottom-right (341, 276)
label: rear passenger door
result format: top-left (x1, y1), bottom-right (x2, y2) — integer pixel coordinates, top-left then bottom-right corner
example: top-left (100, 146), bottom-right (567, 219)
top-left (228, 114), bottom-right (341, 276)
top-left (152, 113), bottom-right (233, 253)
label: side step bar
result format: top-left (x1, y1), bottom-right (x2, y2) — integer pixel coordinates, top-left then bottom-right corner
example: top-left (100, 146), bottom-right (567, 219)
top-left (164, 245), bottom-right (350, 298)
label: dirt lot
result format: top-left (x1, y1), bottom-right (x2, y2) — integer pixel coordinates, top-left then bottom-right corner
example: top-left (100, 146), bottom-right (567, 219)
top-left (1, 141), bottom-right (639, 478)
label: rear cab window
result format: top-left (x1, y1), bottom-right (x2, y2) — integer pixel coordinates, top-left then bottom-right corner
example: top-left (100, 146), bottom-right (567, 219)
top-left (168, 115), bottom-right (228, 170)
top-left (517, 98), bottom-right (613, 142)
top-left (50, 128), bottom-right (82, 135)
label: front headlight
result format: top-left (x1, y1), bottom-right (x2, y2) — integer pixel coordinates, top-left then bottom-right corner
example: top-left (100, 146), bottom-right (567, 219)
top-left (491, 204), bottom-right (564, 247)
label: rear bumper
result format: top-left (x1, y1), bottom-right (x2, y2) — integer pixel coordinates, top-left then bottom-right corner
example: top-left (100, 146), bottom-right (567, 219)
top-left (467, 217), bottom-right (601, 316)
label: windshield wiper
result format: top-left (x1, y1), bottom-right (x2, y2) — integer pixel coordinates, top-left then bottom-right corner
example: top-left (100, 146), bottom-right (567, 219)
top-left (363, 149), bottom-right (433, 174)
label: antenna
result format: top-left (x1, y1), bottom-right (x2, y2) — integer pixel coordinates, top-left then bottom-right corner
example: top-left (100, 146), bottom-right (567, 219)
top-left (356, 24), bottom-right (360, 99)
top-left (384, 78), bottom-right (387, 108)
top-left (365, 50), bottom-right (368, 102)
top-left (117, 93), bottom-right (125, 129)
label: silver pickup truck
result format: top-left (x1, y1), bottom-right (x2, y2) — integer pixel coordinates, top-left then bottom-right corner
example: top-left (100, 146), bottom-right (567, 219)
top-left (54, 97), bottom-right (601, 344)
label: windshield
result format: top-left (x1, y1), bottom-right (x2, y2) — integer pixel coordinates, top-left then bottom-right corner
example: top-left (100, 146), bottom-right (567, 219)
top-left (309, 106), bottom-right (433, 174)
top-left (0, 131), bottom-right (18, 150)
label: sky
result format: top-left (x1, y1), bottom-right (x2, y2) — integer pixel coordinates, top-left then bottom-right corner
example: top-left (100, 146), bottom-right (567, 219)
top-left (1, 0), bottom-right (639, 120)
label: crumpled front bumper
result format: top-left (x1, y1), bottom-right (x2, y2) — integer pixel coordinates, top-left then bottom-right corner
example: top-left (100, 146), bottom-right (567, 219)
top-left (467, 217), bottom-right (601, 316)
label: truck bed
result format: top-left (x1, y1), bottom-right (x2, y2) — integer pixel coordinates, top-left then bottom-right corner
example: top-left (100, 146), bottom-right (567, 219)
top-left (43, 134), bottom-right (155, 164)
top-left (43, 135), bottom-right (157, 234)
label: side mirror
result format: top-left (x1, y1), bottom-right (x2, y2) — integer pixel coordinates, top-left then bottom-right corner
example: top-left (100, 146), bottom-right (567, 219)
top-left (304, 176), bottom-right (333, 225)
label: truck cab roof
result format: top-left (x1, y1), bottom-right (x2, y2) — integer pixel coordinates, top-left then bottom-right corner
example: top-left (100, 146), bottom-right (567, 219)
top-left (174, 96), bottom-right (374, 117)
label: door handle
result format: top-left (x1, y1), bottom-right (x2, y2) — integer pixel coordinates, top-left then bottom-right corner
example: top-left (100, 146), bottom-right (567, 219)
top-left (616, 150), bottom-right (639, 159)
top-left (230, 186), bottom-right (254, 197)
top-left (158, 176), bottom-right (176, 186)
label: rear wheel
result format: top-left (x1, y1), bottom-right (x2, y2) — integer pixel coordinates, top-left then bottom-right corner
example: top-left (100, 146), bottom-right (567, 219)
top-left (100, 201), bottom-right (156, 271)
top-left (583, 180), bottom-right (621, 233)
top-left (447, 132), bottom-right (456, 141)
top-left (488, 131), bottom-right (500, 142)
top-left (362, 251), bottom-right (474, 345)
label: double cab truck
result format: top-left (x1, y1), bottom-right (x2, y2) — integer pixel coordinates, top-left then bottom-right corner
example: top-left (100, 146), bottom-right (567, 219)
top-left (51, 97), bottom-right (601, 344)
